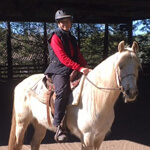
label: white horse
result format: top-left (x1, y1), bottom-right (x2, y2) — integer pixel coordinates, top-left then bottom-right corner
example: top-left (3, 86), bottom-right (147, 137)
top-left (8, 41), bottom-right (140, 150)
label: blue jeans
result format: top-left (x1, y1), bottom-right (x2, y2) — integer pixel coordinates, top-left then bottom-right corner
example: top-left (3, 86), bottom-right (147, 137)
top-left (51, 74), bottom-right (71, 127)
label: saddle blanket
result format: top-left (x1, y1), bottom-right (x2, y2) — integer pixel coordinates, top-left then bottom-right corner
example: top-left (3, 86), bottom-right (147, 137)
top-left (29, 77), bottom-right (49, 104)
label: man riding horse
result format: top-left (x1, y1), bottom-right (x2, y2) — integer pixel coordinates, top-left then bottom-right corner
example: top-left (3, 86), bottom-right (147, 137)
top-left (44, 8), bottom-right (91, 142)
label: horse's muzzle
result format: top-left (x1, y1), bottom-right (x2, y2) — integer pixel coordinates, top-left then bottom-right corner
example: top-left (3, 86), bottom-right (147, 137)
top-left (124, 89), bottom-right (138, 103)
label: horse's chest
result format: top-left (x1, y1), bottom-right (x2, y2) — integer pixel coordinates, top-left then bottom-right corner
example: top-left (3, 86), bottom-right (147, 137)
top-left (93, 110), bottom-right (115, 131)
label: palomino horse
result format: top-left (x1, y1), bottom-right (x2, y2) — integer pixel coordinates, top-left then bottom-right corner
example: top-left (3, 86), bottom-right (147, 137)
top-left (8, 41), bottom-right (140, 150)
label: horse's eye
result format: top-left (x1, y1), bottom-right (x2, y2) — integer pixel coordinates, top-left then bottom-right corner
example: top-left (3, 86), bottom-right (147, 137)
top-left (119, 66), bottom-right (123, 70)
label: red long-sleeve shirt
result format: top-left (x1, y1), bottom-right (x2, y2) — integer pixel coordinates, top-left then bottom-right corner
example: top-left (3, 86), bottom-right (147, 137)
top-left (50, 34), bottom-right (87, 71)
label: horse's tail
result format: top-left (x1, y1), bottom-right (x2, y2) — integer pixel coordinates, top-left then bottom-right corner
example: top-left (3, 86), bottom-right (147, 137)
top-left (8, 103), bottom-right (16, 150)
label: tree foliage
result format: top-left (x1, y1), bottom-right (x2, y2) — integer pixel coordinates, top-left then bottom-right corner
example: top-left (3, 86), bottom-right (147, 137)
top-left (0, 19), bottom-right (150, 69)
top-left (0, 23), bottom-right (7, 64)
top-left (133, 20), bottom-right (150, 64)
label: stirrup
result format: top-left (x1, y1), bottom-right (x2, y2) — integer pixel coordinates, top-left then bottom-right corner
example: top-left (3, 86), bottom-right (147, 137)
top-left (54, 125), bottom-right (68, 143)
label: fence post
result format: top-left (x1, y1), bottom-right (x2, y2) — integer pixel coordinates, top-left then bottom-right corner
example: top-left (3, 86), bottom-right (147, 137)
top-left (77, 23), bottom-right (81, 49)
top-left (7, 22), bottom-right (13, 79)
top-left (103, 23), bottom-right (109, 60)
top-left (128, 21), bottom-right (133, 46)
top-left (43, 22), bottom-right (48, 72)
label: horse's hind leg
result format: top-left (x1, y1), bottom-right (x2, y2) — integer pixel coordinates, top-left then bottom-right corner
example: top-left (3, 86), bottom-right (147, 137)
top-left (30, 119), bottom-right (47, 150)
top-left (15, 117), bottom-right (31, 150)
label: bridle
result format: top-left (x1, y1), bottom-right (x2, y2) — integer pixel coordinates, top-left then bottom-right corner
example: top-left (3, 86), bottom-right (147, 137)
top-left (119, 74), bottom-right (136, 81)
top-left (115, 67), bottom-right (136, 92)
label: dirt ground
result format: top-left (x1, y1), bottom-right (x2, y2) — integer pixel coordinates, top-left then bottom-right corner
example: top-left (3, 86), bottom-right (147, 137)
top-left (1, 140), bottom-right (150, 150)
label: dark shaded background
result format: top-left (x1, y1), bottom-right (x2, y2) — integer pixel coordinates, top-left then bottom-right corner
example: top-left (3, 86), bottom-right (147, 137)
top-left (0, 71), bottom-right (150, 146)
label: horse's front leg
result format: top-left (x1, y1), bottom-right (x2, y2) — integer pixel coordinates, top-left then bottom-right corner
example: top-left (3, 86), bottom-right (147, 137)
top-left (81, 132), bottom-right (105, 150)
top-left (81, 145), bottom-right (93, 150)
top-left (93, 136), bottom-right (105, 150)
top-left (81, 132), bottom-right (93, 150)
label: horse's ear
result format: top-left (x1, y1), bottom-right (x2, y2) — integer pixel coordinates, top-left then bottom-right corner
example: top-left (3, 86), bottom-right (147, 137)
top-left (132, 41), bottom-right (139, 53)
top-left (118, 41), bottom-right (125, 52)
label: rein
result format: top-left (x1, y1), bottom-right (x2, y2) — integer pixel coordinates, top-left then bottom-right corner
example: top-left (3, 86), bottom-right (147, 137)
top-left (84, 75), bottom-right (121, 91)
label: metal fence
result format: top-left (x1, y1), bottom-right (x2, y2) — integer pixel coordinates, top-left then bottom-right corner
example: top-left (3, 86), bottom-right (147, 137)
top-left (0, 65), bottom-right (45, 79)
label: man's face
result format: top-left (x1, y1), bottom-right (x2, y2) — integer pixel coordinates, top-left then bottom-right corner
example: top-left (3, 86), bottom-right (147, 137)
top-left (58, 18), bottom-right (72, 31)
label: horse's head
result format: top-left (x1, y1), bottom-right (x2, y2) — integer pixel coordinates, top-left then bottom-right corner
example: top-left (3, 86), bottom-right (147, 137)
top-left (115, 41), bottom-right (141, 103)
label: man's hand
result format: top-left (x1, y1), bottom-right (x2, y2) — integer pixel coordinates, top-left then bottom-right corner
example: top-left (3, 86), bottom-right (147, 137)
top-left (80, 67), bottom-right (92, 75)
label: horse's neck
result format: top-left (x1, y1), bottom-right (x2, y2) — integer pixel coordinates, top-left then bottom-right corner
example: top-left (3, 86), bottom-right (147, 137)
top-left (90, 54), bottom-right (118, 88)
top-left (83, 55), bottom-right (120, 112)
